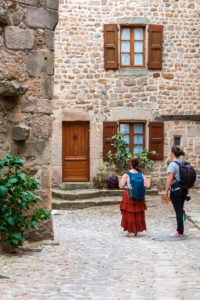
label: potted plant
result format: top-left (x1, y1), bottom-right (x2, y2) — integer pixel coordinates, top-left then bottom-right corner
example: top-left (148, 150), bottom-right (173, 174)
top-left (106, 134), bottom-right (156, 189)
top-left (0, 154), bottom-right (50, 252)
top-left (92, 160), bottom-right (108, 189)
top-left (106, 175), bottom-right (119, 189)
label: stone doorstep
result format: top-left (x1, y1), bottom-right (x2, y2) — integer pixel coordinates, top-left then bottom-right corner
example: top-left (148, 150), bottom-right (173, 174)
top-left (52, 196), bottom-right (122, 210)
top-left (61, 182), bottom-right (92, 190)
top-left (52, 188), bottom-right (158, 201)
top-left (52, 195), bottom-right (154, 210)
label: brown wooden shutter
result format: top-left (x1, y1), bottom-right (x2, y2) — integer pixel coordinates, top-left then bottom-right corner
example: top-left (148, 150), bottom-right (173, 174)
top-left (148, 25), bottom-right (163, 70)
top-left (149, 122), bottom-right (164, 160)
top-left (103, 122), bottom-right (118, 160)
top-left (104, 24), bottom-right (118, 70)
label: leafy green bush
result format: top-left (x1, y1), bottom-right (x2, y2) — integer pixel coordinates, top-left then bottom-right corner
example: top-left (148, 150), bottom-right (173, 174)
top-left (108, 132), bottom-right (132, 173)
top-left (0, 154), bottom-right (50, 249)
top-left (133, 149), bottom-right (155, 172)
top-left (107, 133), bottom-right (155, 174)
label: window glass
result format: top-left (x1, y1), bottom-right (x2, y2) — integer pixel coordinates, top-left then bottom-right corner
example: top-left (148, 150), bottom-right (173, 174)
top-left (174, 137), bottom-right (181, 146)
top-left (120, 124), bottom-right (130, 133)
top-left (134, 135), bottom-right (143, 144)
top-left (134, 28), bottom-right (143, 40)
top-left (122, 135), bottom-right (130, 152)
top-left (120, 27), bottom-right (145, 68)
top-left (121, 28), bottom-right (130, 40)
top-left (134, 54), bottom-right (143, 65)
top-left (121, 41), bottom-right (130, 52)
top-left (120, 123), bottom-right (144, 155)
top-left (134, 41), bottom-right (143, 52)
top-left (134, 124), bottom-right (143, 134)
top-left (134, 145), bottom-right (143, 154)
top-left (121, 54), bottom-right (130, 65)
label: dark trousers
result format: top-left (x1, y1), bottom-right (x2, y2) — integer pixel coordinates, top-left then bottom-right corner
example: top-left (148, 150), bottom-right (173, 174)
top-left (170, 189), bottom-right (187, 234)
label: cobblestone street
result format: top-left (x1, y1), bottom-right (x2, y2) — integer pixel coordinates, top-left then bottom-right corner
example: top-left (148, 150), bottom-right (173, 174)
top-left (0, 195), bottom-right (200, 300)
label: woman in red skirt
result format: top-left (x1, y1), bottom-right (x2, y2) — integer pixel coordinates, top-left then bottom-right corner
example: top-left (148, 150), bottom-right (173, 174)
top-left (120, 158), bottom-right (147, 237)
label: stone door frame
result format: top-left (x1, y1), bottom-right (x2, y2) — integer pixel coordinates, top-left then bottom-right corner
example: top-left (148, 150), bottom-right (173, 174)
top-left (62, 121), bottom-right (90, 182)
top-left (52, 109), bottom-right (101, 187)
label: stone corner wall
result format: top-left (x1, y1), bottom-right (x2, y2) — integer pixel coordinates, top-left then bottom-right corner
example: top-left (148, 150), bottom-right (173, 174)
top-left (0, 0), bottom-right (59, 240)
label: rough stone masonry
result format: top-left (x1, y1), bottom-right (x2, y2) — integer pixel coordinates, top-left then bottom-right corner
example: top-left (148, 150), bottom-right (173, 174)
top-left (0, 0), bottom-right (58, 240)
top-left (53, 0), bottom-right (200, 188)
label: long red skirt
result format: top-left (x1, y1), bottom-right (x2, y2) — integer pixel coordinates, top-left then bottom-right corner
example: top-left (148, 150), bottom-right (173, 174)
top-left (120, 189), bottom-right (147, 234)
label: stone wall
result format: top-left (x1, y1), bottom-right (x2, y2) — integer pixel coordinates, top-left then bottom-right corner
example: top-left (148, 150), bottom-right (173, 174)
top-left (53, 0), bottom-right (200, 187)
top-left (152, 120), bottom-right (200, 189)
top-left (0, 0), bottom-right (58, 239)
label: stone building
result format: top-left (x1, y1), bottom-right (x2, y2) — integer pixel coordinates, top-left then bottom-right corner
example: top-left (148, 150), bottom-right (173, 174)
top-left (0, 0), bottom-right (199, 242)
top-left (0, 0), bottom-right (58, 239)
top-left (53, 0), bottom-right (200, 188)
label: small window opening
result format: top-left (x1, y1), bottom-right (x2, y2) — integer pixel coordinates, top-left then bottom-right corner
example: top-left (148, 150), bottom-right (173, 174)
top-left (174, 136), bottom-right (181, 146)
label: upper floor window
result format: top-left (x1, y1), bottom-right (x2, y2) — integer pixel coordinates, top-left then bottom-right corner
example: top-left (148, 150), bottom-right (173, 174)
top-left (120, 27), bottom-right (145, 68)
top-left (104, 23), bottom-right (163, 71)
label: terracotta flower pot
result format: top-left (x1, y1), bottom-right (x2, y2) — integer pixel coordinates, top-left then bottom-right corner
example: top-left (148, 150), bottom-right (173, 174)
top-left (98, 186), bottom-right (103, 190)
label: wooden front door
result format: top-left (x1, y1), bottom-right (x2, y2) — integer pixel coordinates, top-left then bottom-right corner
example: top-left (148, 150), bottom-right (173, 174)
top-left (62, 122), bottom-right (89, 182)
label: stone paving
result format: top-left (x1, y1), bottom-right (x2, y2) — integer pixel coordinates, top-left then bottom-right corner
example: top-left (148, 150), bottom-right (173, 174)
top-left (0, 193), bottom-right (200, 300)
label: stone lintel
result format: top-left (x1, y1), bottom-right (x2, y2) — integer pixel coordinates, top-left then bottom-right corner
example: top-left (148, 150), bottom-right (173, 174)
top-left (62, 109), bottom-right (91, 121)
top-left (155, 115), bottom-right (200, 122)
top-left (111, 107), bottom-right (152, 121)
top-left (117, 17), bottom-right (150, 25)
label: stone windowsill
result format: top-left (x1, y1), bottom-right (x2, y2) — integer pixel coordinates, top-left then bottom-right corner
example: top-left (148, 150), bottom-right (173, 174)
top-left (119, 68), bottom-right (148, 77)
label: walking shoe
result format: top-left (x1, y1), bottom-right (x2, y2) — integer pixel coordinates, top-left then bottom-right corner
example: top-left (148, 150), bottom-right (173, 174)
top-left (170, 231), bottom-right (183, 237)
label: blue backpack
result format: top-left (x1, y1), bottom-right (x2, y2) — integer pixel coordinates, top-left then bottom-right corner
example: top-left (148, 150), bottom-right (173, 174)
top-left (125, 171), bottom-right (145, 199)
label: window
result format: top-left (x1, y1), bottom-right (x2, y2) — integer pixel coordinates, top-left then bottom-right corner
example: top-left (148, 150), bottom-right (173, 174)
top-left (120, 27), bottom-right (145, 68)
top-left (104, 23), bottom-right (163, 72)
top-left (103, 121), bottom-right (164, 161)
top-left (174, 136), bottom-right (181, 146)
top-left (120, 123), bottom-right (145, 154)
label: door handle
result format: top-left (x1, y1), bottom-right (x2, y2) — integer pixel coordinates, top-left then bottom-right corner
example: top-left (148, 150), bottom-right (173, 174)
top-left (85, 148), bottom-right (89, 154)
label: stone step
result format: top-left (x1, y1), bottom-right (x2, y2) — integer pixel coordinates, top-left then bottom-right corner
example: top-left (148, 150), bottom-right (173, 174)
top-left (52, 196), bottom-right (122, 210)
top-left (52, 195), bottom-right (155, 210)
top-left (52, 188), bottom-right (158, 201)
top-left (61, 182), bottom-right (92, 190)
